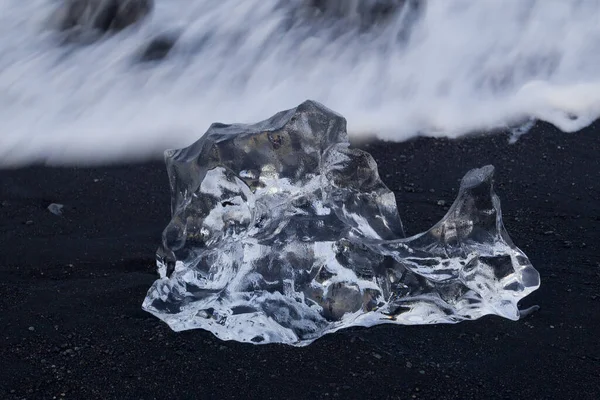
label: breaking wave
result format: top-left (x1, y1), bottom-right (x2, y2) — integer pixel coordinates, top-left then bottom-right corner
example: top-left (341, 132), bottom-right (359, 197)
top-left (1, 0), bottom-right (599, 165)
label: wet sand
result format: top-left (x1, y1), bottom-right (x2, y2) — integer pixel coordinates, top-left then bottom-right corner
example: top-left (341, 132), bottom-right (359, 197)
top-left (1, 121), bottom-right (599, 399)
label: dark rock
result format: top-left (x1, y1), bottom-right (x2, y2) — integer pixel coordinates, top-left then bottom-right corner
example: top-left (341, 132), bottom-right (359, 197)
top-left (111, 0), bottom-right (153, 31)
top-left (51, 0), bottom-right (153, 41)
top-left (307, 0), bottom-right (424, 31)
top-left (138, 32), bottom-right (180, 62)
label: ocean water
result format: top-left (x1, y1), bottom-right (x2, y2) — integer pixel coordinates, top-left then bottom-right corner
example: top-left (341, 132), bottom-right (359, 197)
top-left (1, 0), bottom-right (600, 166)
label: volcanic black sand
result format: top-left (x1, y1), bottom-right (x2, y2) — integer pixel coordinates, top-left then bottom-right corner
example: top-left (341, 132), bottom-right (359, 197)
top-left (1, 122), bottom-right (599, 400)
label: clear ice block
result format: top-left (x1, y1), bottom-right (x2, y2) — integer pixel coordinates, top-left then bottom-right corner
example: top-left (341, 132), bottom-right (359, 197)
top-left (142, 100), bottom-right (540, 346)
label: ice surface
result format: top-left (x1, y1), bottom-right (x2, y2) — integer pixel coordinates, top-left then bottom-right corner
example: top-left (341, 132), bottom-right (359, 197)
top-left (142, 100), bottom-right (540, 346)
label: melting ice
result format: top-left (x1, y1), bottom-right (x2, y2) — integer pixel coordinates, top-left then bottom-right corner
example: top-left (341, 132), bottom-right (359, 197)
top-left (142, 100), bottom-right (540, 346)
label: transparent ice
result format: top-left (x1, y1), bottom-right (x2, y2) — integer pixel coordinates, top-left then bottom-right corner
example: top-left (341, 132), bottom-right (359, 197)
top-left (142, 100), bottom-right (540, 346)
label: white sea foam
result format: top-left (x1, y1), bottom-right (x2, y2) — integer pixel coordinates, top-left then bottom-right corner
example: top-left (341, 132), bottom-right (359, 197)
top-left (1, 0), bottom-right (599, 166)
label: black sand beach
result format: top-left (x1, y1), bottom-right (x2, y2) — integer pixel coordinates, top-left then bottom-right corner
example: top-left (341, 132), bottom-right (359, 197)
top-left (1, 122), bottom-right (599, 399)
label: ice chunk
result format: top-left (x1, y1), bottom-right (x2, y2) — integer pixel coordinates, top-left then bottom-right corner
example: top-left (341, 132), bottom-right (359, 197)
top-left (47, 203), bottom-right (64, 216)
top-left (142, 100), bottom-right (540, 346)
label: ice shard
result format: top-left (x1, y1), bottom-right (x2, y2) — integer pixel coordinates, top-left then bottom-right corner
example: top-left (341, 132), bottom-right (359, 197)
top-left (142, 100), bottom-right (540, 346)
